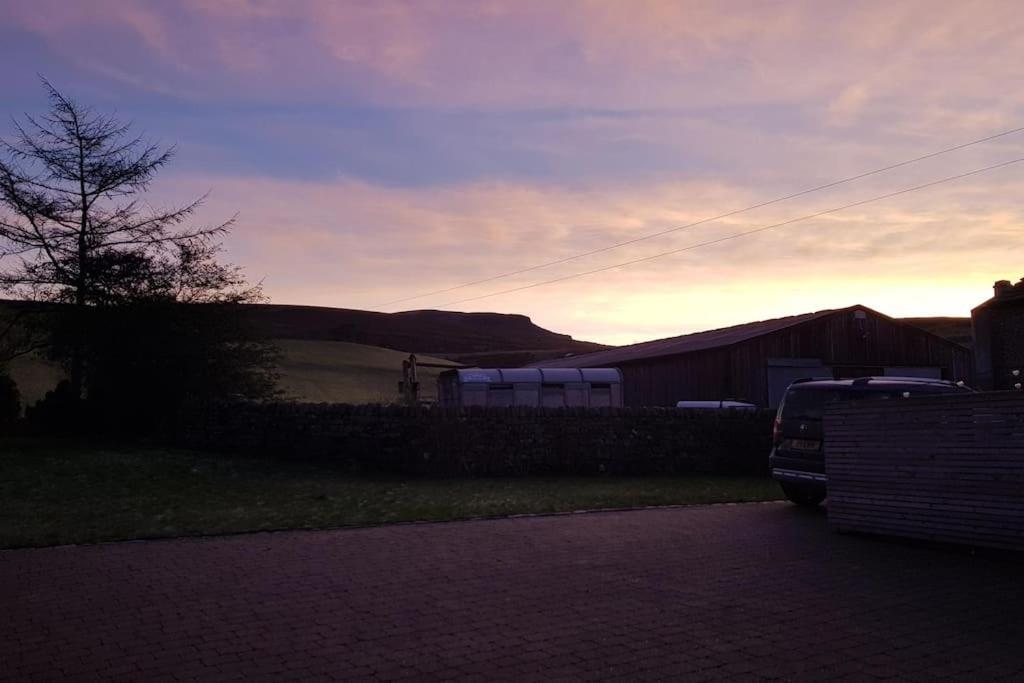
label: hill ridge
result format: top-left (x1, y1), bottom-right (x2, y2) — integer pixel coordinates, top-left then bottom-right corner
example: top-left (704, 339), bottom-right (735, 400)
top-left (240, 303), bottom-right (608, 359)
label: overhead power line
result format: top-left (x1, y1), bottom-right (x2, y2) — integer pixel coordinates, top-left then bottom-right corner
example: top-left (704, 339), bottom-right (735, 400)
top-left (375, 124), bottom-right (1024, 309)
top-left (431, 156), bottom-right (1024, 308)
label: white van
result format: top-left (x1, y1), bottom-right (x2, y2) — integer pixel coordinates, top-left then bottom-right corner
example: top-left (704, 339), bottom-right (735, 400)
top-left (675, 400), bottom-right (758, 410)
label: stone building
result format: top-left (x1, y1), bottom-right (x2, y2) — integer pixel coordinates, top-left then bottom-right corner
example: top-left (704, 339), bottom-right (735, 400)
top-left (972, 278), bottom-right (1024, 390)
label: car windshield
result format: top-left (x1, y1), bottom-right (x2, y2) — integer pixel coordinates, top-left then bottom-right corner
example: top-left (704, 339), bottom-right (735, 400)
top-left (781, 385), bottom-right (961, 420)
top-left (780, 389), bottom-right (851, 420)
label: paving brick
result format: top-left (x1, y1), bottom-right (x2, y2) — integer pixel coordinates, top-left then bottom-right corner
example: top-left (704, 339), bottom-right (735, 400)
top-left (2, 503), bottom-right (1023, 681)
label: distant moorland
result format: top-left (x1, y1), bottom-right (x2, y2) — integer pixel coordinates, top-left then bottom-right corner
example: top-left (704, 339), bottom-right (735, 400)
top-left (1, 301), bottom-right (606, 406)
top-left (2, 299), bottom-right (973, 407)
top-left (899, 317), bottom-right (972, 348)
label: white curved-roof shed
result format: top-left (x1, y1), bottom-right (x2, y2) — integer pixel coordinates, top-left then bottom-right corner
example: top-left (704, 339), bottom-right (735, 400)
top-left (452, 368), bottom-right (622, 384)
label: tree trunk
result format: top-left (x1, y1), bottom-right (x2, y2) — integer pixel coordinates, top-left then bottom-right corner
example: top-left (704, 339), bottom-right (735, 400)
top-left (71, 137), bottom-right (88, 400)
top-left (69, 293), bottom-right (85, 400)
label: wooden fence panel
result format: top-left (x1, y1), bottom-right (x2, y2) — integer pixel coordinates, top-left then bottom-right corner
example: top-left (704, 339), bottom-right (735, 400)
top-left (826, 391), bottom-right (1024, 550)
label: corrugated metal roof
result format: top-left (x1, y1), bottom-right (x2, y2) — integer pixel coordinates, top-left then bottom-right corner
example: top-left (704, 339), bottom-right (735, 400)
top-left (531, 306), bottom-right (860, 368)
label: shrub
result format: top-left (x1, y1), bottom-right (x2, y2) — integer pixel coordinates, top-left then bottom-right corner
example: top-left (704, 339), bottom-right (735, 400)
top-left (25, 380), bottom-right (85, 434)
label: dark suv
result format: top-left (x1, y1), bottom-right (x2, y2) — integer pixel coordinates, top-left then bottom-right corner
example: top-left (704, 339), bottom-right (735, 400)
top-left (769, 376), bottom-right (972, 506)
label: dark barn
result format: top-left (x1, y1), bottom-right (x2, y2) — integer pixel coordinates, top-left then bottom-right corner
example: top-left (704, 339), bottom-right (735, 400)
top-left (532, 305), bottom-right (973, 408)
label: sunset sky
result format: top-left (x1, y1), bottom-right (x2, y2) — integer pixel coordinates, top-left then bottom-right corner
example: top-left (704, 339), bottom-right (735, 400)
top-left (2, 0), bottom-right (1023, 344)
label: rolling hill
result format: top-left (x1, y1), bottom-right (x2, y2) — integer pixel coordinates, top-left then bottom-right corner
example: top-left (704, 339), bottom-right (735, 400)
top-left (1, 298), bottom-right (975, 409)
top-left (1, 301), bottom-right (606, 407)
top-left (900, 317), bottom-right (973, 348)
top-left (0, 300), bottom-right (607, 358)
top-left (7, 353), bottom-right (63, 410)
top-left (242, 304), bottom-right (608, 359)
top-left (5, 340), bottom-right (461, 407)
top-left (274, 339), bottom-right (460, 404)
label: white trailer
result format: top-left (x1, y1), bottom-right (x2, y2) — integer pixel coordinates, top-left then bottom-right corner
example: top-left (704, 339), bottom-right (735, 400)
top-left (438, 368), bottom-right (623, 408)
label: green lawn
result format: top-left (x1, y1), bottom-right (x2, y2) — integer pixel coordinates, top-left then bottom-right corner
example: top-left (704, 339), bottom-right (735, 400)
top-left (0, 438), bottom-right (783, 549)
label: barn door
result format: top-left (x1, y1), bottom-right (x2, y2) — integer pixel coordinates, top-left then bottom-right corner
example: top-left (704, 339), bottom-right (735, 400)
top-left (766, 358), bottom-right (832, 408)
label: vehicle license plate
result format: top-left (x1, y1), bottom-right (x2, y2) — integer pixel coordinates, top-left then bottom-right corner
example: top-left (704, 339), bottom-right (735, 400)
top-left (790, 439), bottom-right (820, 451)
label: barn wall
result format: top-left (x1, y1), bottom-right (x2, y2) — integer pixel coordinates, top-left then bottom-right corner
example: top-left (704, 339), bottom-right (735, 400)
top-left (619, 349), bottom-right (733, 406)
top-left (616, 309), bottom-right (973, 407)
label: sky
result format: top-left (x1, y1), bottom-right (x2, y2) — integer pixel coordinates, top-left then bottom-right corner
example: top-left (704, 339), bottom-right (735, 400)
top-left (1, 0), bottom-right (1023, 345)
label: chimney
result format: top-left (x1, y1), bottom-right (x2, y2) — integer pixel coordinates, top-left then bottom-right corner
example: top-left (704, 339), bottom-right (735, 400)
top-left (994, 280), bottom-right (1013, 297)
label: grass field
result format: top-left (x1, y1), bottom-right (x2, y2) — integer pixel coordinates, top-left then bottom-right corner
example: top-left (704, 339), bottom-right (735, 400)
top-left (4, 339), bottom-right (462, 408)
top-left (274, 339), bottom-right (460, 403)
top-left (0, 438), bottom-right (784, 548)
top-left (7, 353), bottom-right (64, 408)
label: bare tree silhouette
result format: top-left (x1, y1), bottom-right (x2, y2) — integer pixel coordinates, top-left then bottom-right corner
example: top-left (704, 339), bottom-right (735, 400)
top-left (0, 80), bottom-right (233, 397)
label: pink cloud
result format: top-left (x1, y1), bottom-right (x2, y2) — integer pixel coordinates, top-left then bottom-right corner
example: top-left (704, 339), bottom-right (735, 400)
top-left (5, 0), bottom-right (183, 67)
top-left (7, 0), bottom-right (1023, 123)
top-left (7, 0), bottom-right (1024, 343)
top-left (154, 167), bottom-right (1024, 344)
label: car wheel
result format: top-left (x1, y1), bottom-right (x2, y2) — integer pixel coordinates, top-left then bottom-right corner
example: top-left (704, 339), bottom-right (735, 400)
top-left (780, 482), bottom-right (826, 507)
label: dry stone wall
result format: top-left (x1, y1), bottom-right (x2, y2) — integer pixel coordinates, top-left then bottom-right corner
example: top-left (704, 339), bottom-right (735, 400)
top-left (179, 402), bottom-right (775, 477)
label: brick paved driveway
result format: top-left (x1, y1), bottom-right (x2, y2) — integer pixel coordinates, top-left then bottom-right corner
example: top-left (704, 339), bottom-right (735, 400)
top-left (4, 502), bottom-right (1023, 681)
